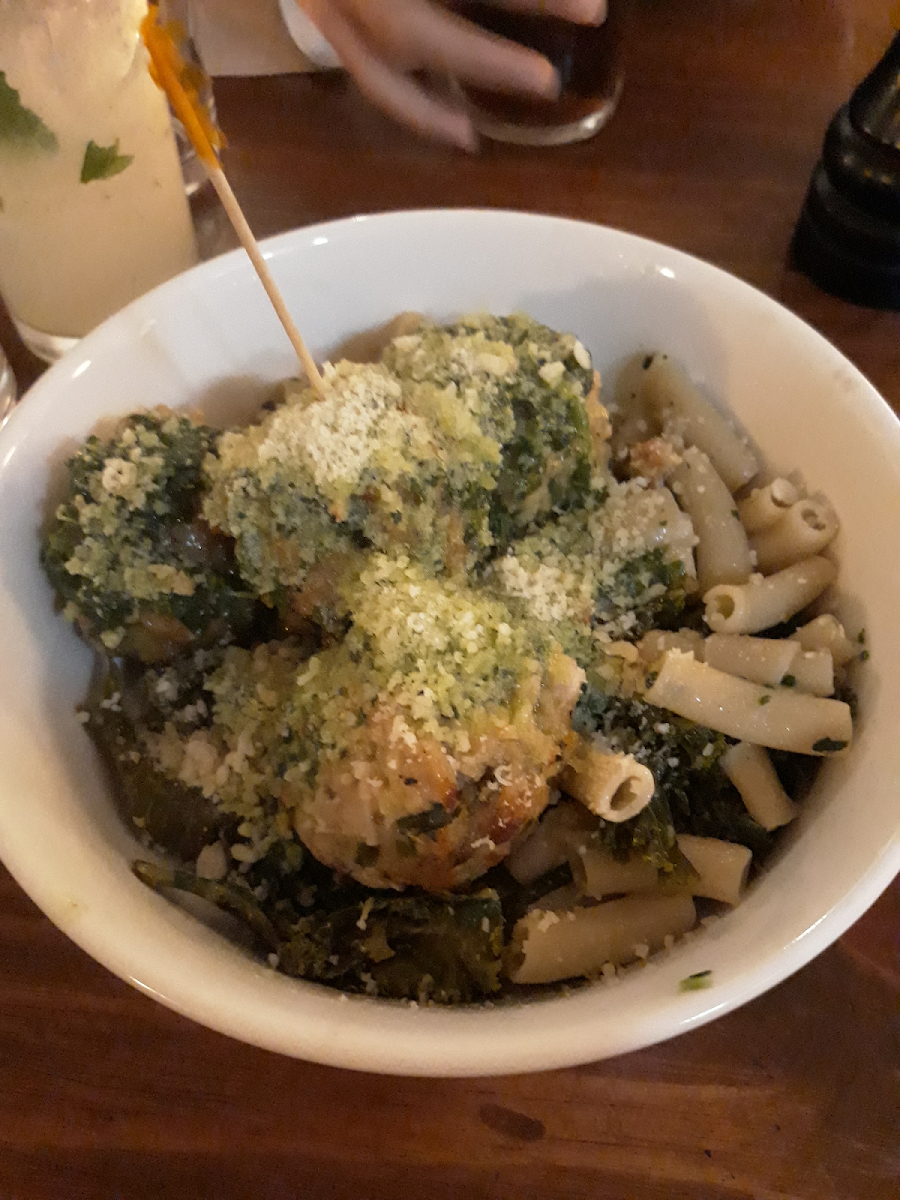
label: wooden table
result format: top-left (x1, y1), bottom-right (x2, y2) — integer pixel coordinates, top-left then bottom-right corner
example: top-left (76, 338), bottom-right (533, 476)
top-left (1, 2), bottom-right (897, 1196)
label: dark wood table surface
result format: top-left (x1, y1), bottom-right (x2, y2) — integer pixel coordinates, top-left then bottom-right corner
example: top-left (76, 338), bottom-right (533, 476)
top-left (1, 2), bottom-right (898, 1197)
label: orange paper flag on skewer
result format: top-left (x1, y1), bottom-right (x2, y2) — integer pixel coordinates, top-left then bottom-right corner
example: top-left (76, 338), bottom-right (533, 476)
top-left (141, 8), bottom-right (225, 166)
top-left (141, 3), bottom-right (326, 397)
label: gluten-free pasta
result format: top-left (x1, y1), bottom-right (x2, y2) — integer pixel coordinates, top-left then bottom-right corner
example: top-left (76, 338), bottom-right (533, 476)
top-left (669, 447), bottom-right (753, 593)
top-left (40, 313), bottom-right (861, 1003)
top-left (639, 355), bottom-right (759, 491)
top-left (737, 478), bottom-right (800, 533)
top-left (791, 614), bottom-right (858, 666)
top-left (721, 742), bottom-right (798, 831)
top-left (748, 497), bottom-right (839, 573)
top-left (675, 835), bottom-right (753, 906)
top-left (704, 557), bottom-right (838, 635)
top-left (644, 650), bottom-right (853, 753)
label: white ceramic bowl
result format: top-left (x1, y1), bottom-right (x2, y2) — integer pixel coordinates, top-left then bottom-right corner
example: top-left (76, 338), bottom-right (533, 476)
top-left (1, 211), bottom-right (898, 1077)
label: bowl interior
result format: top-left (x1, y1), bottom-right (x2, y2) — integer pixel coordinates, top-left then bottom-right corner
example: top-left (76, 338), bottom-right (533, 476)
top-left (0, 210), bottom-right (898, 1076)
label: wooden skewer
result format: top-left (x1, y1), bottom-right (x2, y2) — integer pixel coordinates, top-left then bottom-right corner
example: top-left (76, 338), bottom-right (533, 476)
top-left (141, 6), bottom-right (327, 400)
top-left (203, 168), bottom-right (325, 391)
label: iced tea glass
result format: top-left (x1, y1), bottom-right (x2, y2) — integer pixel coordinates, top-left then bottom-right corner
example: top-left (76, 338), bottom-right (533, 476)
top-left (455, 1), bottom-right (624, 146)
top-left (0, 0), bottom-right (199, 362)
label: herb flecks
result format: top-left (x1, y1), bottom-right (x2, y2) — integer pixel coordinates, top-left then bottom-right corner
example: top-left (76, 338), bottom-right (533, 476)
top-left (812, 737), bottom-right (847, 754)
top-left (679, 970), bottom-right (713, 992)
top-left (81, 139), bottom-right (134, 183)
top-left (0, 71), bottom-right (58, 153)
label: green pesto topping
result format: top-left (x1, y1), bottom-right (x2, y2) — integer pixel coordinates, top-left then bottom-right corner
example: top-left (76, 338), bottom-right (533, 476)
top-left (41, 411), bottom-right (253, 657)
top-left (336, 553), bottom-right (545, 726)
top-left (203, 362), bottom-right (408, 596)
top-left (489, 480), bottom-right (693, 662)
top-left (147, 555), bottom-right (548, 821)
top-left (488, 510), bottom-right (597, 663)
top-left (386, 312), bottom-right (595, 540)
top-left (203, 357), bottom-right (498, 593)
top-left (169, 638), bottom-right (311, 822)
top-left (285, 553), bottom-right (544, 757)
top-left (204, 314), bottom-right (602, 600)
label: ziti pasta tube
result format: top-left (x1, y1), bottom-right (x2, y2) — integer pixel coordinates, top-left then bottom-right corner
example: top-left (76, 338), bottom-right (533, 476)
top-left (749, 497), bottom-right (839, 573)
top-left (721, 742), bottom-right (798, 831)
top-left (669, 447), bottom-right (752, 593)
top-left (507, 893), bottom-right (697, 985)
top-left (640, 355), bottom-right (759, 491)
top-left (676, 835), bottom-right (753, 905)
top-left (737, 478), bottom-right (800, 533)
top-left (703, 557), bottom-right (837, 635)
top-left (559, 742), bottom-right (655, 823)
top-left (644, 650), bottom-right (852, 754)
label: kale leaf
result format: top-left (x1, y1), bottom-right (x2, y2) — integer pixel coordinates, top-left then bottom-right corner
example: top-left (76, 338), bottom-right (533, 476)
top-left (87, 658), bottom-right (226, 862)
top-left (281, 890), bottom-right (504, 1004)
top-left (594, 548), bottom-right (687, 638)
top-left (571, 684), bottom-right (771, 862)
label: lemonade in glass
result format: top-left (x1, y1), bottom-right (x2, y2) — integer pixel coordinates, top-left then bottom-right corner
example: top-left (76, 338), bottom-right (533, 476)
top-left (0, 0), bottom-right (198, 360)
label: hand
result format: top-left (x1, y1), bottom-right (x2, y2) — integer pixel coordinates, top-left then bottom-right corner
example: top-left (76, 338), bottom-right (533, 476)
top-left (296, 0), bottom-right (608, 148)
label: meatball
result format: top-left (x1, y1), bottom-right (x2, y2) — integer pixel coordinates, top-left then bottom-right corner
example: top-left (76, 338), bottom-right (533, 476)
top-left (385, 312), bottom-right (600, 546)
top-left (281, 557), bottom-right (582, 888)
top-left (144, 557), bottom-right (585, 893)
top-left (42, 409), bottom-right (256, 663)
top-left (297, 644), bottom-right (584, 891)
top-left (202, 314), bottom-right (606, 614)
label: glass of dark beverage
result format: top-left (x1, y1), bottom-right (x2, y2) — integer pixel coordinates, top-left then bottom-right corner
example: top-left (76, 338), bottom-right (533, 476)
top-left (453, 1), bottom-right (624, 146)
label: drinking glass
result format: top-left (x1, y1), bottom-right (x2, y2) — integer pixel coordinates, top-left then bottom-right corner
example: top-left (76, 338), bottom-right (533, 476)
top-left (159, 0), bottom-right (218, 197)
top-left (0, 343), bottom-right (16, 428)
top-left (0, 0), bottom-right (200, 363)
top-left (454, 0), bottom-right (624, 146)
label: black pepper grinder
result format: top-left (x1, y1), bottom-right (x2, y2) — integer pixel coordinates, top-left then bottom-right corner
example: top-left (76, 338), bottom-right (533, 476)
top-left (792, 29), bottom-right (900, 308)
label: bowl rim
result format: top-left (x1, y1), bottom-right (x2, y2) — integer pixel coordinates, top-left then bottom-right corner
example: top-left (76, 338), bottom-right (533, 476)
top-left (2, 207), bottom-right (899, 1077)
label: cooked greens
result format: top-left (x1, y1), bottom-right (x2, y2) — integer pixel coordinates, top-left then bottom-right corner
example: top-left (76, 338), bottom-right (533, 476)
top-left (281, 890), bottom-right (504, 1003)
top-left (571, 684), bottom-right (772, 864)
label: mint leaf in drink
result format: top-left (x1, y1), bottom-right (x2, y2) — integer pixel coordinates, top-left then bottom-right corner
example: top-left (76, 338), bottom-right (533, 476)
top-left (81, 140), bottom-right (133, 183)
top-left (0, 71), bottom-right (57, 152)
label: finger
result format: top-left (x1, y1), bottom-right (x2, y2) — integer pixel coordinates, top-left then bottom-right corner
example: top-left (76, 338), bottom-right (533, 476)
top-left (486, 0), bottom-right (608, 23)
top-left (352, 0), bottom-right (560, 97)
top-left (305, 3), bottom-right (478, 148)
top-left (352, 59), bottom-right (479, 149)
